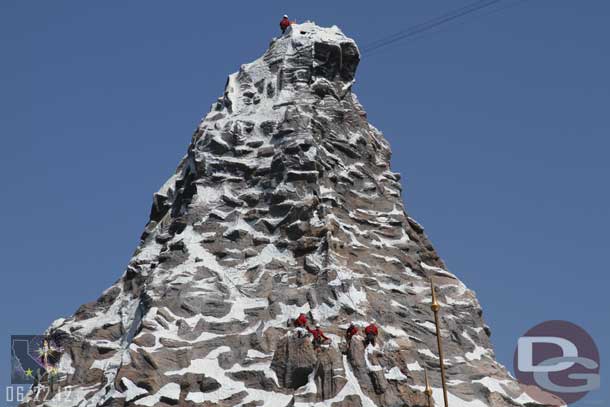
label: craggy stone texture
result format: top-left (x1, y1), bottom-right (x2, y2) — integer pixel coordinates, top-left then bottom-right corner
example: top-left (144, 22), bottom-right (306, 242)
top-left (21, 22), bottom-right (554, 407)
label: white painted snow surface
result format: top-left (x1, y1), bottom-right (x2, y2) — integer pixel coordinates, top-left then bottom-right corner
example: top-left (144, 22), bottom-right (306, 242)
top-left (136, 383), bottom-right (180, 406)
top-left (406, 360), bottom-right (423, 371)
top-left (120, 378), bottom-right (148, 402)
top-left (247, 349), bottom-right (271, 359)
top-left (473, 377), bottom-right (510, 396)
top-left (418, 348), bottom-right (439, 360)
top-left (365, 345), bottom-right (383, 372)
top-left (382, 325), bottom-right (409, 337)
top-left (385, 367), bottom-right (408, 381)
top-left (175, 346), bottom-right (292, 406)
top-left (462, 332), bottom-right (493, 361)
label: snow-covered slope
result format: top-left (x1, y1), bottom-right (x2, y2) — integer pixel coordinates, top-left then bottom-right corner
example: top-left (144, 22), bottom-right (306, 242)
top-left (22, 22), bottom-right (554, 407)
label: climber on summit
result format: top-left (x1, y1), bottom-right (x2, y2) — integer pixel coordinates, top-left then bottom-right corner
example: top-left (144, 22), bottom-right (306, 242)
top-left (364, 322), bottom-right (379, 347)
top-left (280, 15), bottom-right (291, 34)
top-left (345, 323), bottom-right (358, 348)
top-left (308, 324), bottom-right (330, 349)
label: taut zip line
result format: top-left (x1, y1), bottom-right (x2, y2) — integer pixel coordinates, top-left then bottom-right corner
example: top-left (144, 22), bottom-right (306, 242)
top-left (361, 0), bottom-right (525, 56)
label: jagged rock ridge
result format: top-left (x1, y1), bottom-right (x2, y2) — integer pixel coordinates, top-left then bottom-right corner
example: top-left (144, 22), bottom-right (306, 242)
top-left (23, 22), bottom-right (545, 407)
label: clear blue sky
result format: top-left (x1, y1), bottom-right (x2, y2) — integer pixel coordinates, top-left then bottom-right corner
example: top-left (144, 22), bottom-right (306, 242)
top-left (1, 1), bottom-right (607, 406)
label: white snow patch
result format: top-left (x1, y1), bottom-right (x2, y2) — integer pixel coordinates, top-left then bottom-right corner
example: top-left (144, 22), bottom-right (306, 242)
top-left (247, 349), bottom-right (271, 359)
top-left (416, 320), bottom-right (437, 333)
top-left (391, 300), bottom-right (409, 310)
top-left (512, 391), bottom-right (544, 405)
top-left (171, 346), bottom-right (292, 405)
top-left (365, 345), bottom-right (383, 372)
top-left (378, 280), bottom-right (409, 293)
top-left (136, 383), bottom-right (180, 406)
top-left (418, 348), bottom-right (439, 360)
top-left (383, 325), bottom-right (409, 337)
top-left (121, 378), bottom-right (149, 402)
top-left (462, 332), bottom-right (492, 361)
top-left (48, 317), bottom-right (66, 331)
top-left (311, 301), bottom-right (341, 321)
top-left (194, 185), bottom-right (223, 206)
top-left (336, 285), bottom-right (368, 312)
top-left (385, 367), bottom-right (408, 381)
top-left (420, 262), bottom-right (460, 281)
top-left (403, 266), bottom-right (422, 278)
top-left (57, 352), bottom-right (75, 375)
top-left (473, 377), bottom-right (510, 396)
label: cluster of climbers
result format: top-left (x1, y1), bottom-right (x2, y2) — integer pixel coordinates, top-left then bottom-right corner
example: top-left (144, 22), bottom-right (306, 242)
top-left (292, 313), bottom-right (329, 349)
top-left (291, 313), bottom-right (379, 352)
top-left (348, 321), bottom-right (379, 347)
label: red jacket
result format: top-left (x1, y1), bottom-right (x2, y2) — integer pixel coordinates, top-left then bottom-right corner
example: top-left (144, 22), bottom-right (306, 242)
top-left (280, 17), bottom-right (291, 31)
top-left (307, 327), bottom-right (329, 341)
top-left (346, 325), bottom-right (358, 337)
top-left (295, 313), bottom-right (308, 327)
top-left (365, 324), bottom-right (378, 336)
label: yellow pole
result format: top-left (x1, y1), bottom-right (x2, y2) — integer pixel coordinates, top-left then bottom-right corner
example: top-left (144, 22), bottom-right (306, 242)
top-left (431, 278), bottom-right (449, 407)
top-left (424, 367), bottom-right (434, 407)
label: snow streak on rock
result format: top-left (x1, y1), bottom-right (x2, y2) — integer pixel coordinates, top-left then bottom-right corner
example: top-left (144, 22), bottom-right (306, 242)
top-left (22, 22), bottom-right (548, 407)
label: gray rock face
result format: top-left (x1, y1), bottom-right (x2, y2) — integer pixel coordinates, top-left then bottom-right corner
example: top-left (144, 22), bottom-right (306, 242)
top-left (271, 335), bottom-right (317, 389)
top-left (21, 22), bottom-right (553, 407)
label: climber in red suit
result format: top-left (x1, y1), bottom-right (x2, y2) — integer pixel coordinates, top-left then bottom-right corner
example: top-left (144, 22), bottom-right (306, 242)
top-left (364, 323), bottom-right (379, 347)
top-left (308, 324), bottom-right (330, 349)
top-left (293, 313), bottom-right (309, 338)
top-left (294, 313), bottom-right (308, 328)
top-left (345, 323), bottom-right (358, 348)
top-left (280, 15), bottom-right (291, 34)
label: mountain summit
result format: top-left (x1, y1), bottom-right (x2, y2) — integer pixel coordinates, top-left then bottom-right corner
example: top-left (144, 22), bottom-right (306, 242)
top-left (23, 22), bottom-right (547, 407)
